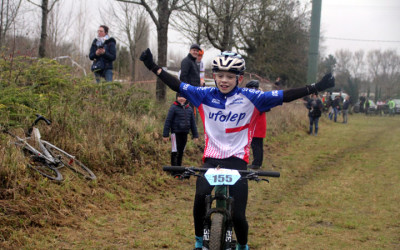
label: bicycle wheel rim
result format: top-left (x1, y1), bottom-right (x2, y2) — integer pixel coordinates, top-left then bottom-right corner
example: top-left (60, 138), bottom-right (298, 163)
top-left (22, 145), bottom-right (63, 181)
top-left (26, 156), bottom-right (63, 182)
top-left (45, 145), bottom-right (96, 180)
top-left (209, 213), bottom-right (225, 250)
top-left (65, 158), bottom-right (96, 180)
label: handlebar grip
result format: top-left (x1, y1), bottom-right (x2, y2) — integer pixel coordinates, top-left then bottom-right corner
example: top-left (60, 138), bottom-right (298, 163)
top-left (162, 166), bottom-right (186, 172)
top-left (256, 171), bottom-right (280, 177)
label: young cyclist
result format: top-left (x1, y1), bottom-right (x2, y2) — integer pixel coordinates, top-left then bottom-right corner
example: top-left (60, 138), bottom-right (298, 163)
top-left (140, 48), bottom-right (335, 250)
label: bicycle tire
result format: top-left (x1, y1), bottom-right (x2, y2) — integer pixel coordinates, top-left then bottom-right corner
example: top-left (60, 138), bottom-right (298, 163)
top-left (24, 149), bottom-right (63, 181)
top-left (44, 144), bottom-right (96, 180)
top-left (209, 213), bottom-right (225, 250)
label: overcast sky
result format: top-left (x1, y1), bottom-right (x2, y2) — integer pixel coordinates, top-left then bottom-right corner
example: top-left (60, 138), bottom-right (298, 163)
top-left (48, 0), bottom-right (400, 62)
top-left (320, 0), bottom-right (400, 56)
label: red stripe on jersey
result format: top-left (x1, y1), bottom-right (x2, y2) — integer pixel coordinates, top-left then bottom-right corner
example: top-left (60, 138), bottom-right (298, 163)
top-left (225, 124), bottom-right (250, 133)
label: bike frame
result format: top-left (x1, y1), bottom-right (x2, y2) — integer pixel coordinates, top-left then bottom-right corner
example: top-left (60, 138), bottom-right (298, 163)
top-left (13, 127), bottom-right (70, 168)
top-left (162, 166), bottom-right (279, 250)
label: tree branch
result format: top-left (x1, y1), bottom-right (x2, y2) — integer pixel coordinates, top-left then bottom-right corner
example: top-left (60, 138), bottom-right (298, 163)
top-left (116, 0), bottom-right (159, 28)
top-left (26, 0), bottom-right (42, 8)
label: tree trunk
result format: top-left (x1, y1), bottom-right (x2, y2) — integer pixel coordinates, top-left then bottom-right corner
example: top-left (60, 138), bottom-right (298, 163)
top-left (0, 0), bottom-right (4, 47)
top-left (156, 27), bottom-right (167, 101)
top-left (155, 0), bottom-right (169, 102)
top-left (38, 0), bottom-right (49, 58)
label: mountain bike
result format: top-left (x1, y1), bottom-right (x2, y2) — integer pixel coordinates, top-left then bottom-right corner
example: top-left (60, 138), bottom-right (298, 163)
top-left (163, 165), bottom-right (280, 250)
top-left (2, 114), bottom-right (96, 181)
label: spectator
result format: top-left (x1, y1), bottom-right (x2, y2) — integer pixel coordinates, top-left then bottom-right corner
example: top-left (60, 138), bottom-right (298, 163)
top-left (388, 99), bottom-right (396, 116)
top-left (89, 25), bottom-right (116, 83)
top-left (163, 93), bottom-right (199, 166)
top-left (331, 95), bottom-right (340, 122)
top-left (180, 44), bottom-right (201, 86)
top-left (306, 93), bottom-right (323, 135)
top-left (197, 49), bottom-right (205, 86)
top-left (342, 95), bottom-right (350, 123)
top-left (359, 96), bottom-right (366, 113)
top-left (365, 98), bottom-right (370, 115)
top-left (245, 80), bottom-right (267, 169)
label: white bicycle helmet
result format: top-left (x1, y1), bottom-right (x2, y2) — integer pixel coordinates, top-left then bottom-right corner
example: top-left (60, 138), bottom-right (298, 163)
top-left (212, 51), bottom-right (246, 75)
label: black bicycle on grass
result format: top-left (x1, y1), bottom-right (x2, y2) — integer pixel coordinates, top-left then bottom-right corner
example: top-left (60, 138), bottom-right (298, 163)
top-left (163, 165), bottom-right (280, 250)
top-left (2, 114), bottom-right (96, 181)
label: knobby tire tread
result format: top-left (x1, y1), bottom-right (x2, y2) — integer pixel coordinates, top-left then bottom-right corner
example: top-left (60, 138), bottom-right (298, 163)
top-left (209, 213), bottom-right (225, 250)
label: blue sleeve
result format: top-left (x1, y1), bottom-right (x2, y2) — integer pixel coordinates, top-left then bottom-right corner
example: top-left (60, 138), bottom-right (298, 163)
top-left (179, 83), bottom-right (210, 108)
top-left (242, 89), bottom-right (284, 112)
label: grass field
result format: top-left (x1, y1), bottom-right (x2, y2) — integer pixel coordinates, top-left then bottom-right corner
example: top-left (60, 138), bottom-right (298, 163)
top-left (1, 114), bottom-right (399, 249)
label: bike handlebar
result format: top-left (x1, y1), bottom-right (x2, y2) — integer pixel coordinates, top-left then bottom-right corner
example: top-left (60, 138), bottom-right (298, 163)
top-left (33, 114), bottom-right (52, 126)
top-left (162, 166), bottom-right (280, 178)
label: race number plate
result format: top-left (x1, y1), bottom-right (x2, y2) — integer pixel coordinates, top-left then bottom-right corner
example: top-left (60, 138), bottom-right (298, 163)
top-left (204, 168), bottom-right (241, 186)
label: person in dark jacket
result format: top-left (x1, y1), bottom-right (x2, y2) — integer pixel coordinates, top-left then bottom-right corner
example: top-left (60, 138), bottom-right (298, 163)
top-left (307, 93), bottom-right (323, 136)
top-left (342, 95), bottom-right (350, 123)
top-left (331, 95), bottom-right (340, 122)
top-left (89, 25), bottom-right (117, 83)
top-left (163, 93), bottom-right (199, 166)
top-left (180, 44), bottom-right (201, 86)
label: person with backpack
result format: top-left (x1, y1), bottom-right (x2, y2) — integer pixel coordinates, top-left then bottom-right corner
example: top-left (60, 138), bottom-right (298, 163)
top-left (307, 93), bottom-right (323, 135)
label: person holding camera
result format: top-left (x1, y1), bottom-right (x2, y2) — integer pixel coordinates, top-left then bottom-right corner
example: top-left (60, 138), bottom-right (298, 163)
top-left (89, 25), bottom-right (116, 83)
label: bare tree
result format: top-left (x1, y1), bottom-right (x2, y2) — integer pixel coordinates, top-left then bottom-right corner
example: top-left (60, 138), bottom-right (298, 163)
top-left (26, 0), bottom-right (60, 58)
top-left (0, 0), bottom-right (22, 47)
top-left (350, 50), bottom-right (365, 80)
top-left (182, 0), bottom-right (249, 51)
top-left (46, 1), bottom-right (73, 57)
top-left (116, 0), bottom-right (186, 101)
top-left (335, 49), bottom-right (352, 76)
top-left (367, 49), bottom-right (400, 99)
top-left (237, 0), bottom-right (310, 85)
top-left (72, 0), bottom-right (89, 67)
top-left (103, 2), bottom-right (149, 81)
top-left (170, 2), bottom-right (205, 45)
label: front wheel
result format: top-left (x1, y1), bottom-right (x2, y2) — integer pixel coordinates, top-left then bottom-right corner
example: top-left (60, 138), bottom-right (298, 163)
top-left (209, 213), bottom-right (225, 250)
top-left (24, 149), bottom-right (63, 181)
top-left (44, 143), bottom-right (96, 180)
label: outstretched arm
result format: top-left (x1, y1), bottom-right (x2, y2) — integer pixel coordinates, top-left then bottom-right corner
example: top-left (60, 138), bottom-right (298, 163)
top-left (140, 48), bottom-right (181, 92)
top-left (283, 74), bottom-right (335, 102)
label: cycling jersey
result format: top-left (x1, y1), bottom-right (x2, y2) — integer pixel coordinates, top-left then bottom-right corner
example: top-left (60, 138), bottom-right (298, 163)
top-left (180, 83), bottom-right (283, 163)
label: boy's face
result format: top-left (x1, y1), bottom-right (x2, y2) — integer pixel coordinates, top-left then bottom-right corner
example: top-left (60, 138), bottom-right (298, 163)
top-left (213, 71), bottom-right (243, 94)
top-left (177, 96), bottom-right (186, 104)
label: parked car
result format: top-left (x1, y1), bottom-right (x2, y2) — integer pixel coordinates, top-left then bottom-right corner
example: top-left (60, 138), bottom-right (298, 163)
top-left (330, 92), bottom-right (348, 101)
top-left (353, 100), bottom-right (377, 114)
top-left (394, 99), bottom-right (400, 114)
